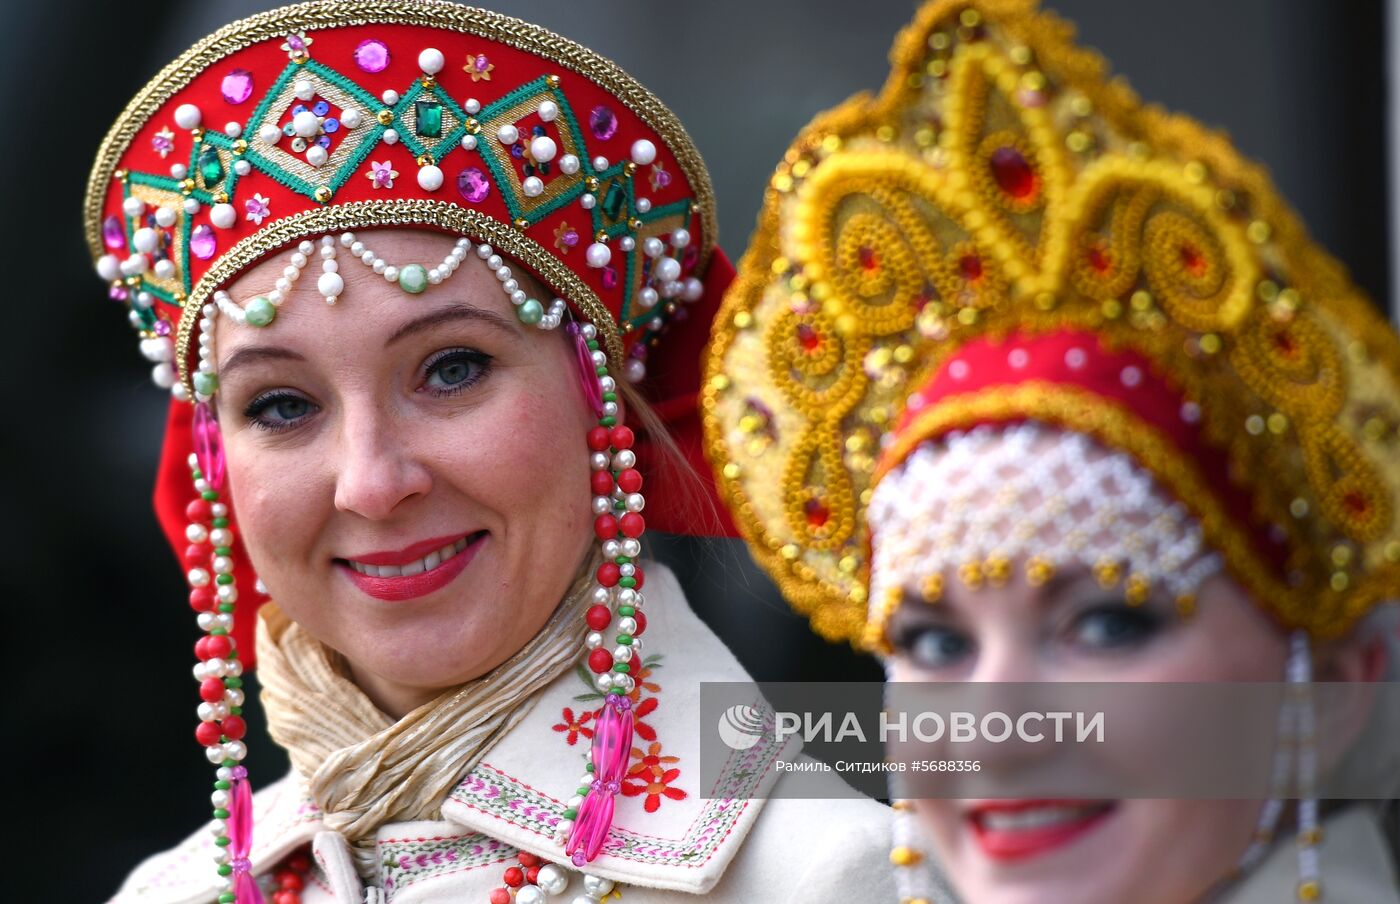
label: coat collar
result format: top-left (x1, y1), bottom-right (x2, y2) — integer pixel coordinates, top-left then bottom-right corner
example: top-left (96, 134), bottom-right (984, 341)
top-left (439, 560), bottom-right (798, 894)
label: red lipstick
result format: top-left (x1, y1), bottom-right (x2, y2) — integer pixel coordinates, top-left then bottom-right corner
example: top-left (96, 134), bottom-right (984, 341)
top-left (965, 799), bottom-right (1115, 862)
top-left (337, 531), bottom-right (485, 602)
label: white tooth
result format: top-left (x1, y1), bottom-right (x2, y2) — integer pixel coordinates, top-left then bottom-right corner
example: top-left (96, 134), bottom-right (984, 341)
top-left (348, 561), bottom-right (365, 575)
top-left (400, 558), bottom-right (426, 576)
top-left (439, 543), bottom-right (457, 560)
top-left (379, 564), bottom-right (401, 577)
top-left (423, 551), bottom-right (441, 570)
top-left (454, 537), bottom-right (469, 552)
top-left (361, 564), bottom-right (381, 577)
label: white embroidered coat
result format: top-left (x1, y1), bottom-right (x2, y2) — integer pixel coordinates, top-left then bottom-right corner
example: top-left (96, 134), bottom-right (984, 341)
top-left (110, 563), bottom-right (897, 903)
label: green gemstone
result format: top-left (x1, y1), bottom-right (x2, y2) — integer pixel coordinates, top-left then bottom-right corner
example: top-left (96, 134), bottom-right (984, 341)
top-left (602, 182), bottom-right (627, 220)
top-left (244, 295), bottom-right (276, 327)
top-left (517, 298), bottom-right (544, 324)
top-left (415, 100), bottom-right (443, 138)
top-left (193, 371), bottom-right (219, 396)
top-left (398, 263), bottom-right (429, 294)
top-left (197, 146), bottom-right (224, 185)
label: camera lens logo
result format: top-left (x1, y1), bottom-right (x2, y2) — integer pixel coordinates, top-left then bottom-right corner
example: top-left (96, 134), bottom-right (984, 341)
top-left (717, 704), bottom-right (768, 750)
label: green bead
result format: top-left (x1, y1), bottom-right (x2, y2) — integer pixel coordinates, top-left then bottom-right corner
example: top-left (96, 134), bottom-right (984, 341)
top-left (415, 100), bottom-right (443, 138)
top-left (576, 786), bottom-right (590, 796)
top-left (230, 707), bottom-right (242, 716)
top-left (600, 416), bottom-right (616, 427)
top-left (612, 662), bottom-right (631, 673)
top-left (216, 574), bottom-right (234, 585)
top-left (244, 295), bottom-right (276, 327)
top-left (212, 517), bottom-right (229, 528)
top-left (619, 577), bottom-right (636, 588)
top-left (562, 807), bottom-right (578, 820)
top-left (192, 371), bottom-right (219, 396)
top-left (218, 865), bottom-right (232, 877)
top-left (202, 490), bottom-right (219, 501)
top-left (587, 340), bottom-right (600, 351)
top-left (219, 603), bottom-right (235, 613)
top-left (213, 546), bottom-right (232, 556)
top-left (517, 298), bottom-right (544, 325)
top-left (209, 628), bottom-right (227, 636)
top-left (215, 837), bottom-right (231, 847)
top-left (616, 634), bottom-right (633, 645)
top-left (225, 677), bottom-right (243, 689)
top-left (618, 606), bottom-right (635, 616)
top-left (398, 263), bottom-right (429, 294)
top-left (219, 895), bottom-right (236, 904)
top-left (603, 392), bottom-right (617, 402)
top-left (191, 468), bottom-right (204, 480)
top-left (586, 763), bottom-right (595, 772)
top-left (214, 780), bottom-right (231, 790)
top-left (213, 808), bottom-right (229, 819)
top-left (616, 556), bottom-right (633, 564)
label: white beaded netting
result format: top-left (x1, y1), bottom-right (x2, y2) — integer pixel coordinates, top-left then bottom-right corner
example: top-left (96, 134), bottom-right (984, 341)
top-left (867, 421), bottom-right (1223, 644)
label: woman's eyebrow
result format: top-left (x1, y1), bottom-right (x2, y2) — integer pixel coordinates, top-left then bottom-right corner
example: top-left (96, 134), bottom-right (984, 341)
top-left (385, 303), bottom-right (520, 346)
top-left (218, 346), bottom-right (306, 383)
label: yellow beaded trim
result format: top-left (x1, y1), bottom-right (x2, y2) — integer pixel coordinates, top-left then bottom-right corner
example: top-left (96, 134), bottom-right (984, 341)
top-left (702, 0), bottom-right (1400, 649)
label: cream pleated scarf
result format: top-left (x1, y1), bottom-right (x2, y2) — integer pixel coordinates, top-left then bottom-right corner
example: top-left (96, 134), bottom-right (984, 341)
top-left (255, 552), bottom-right (599, 851)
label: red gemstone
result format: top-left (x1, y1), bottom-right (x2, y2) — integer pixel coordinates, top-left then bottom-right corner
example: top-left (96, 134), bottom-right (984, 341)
top-left (1179, 243), bottom-right (1206, 277)
top-left (632, 609), bottom-right (648, 636)
top-left (586, 605), bottom-right (612, 631)
top-left (805, 498), bottom-right (830, 528)
top-left (503, 867), bottom-right (524, 888)
top-left (620, 512), bottom-right (645, 538)
top-left (1087, 245), bottom-right (1112, 274)
top-left (609, 425), bottom-right (635, 450)
top-left (858, 246), bottom-right (879, 272)
top-left (597, 562), bottom-right (621, 587)
top-left (516, 853), bottom-right (540, 868)
top-left (186, 499), bottom-right (213, 522)
top-left (958, 254), bottom-right (983, 282)
top-left (594, 514), bottom-right (619, 540)
top-left (588, 648), bottom-right (614, 674)
top-left (200, 677), bottom-right (227, 703)
top-left (195, 721), bottom-right (222, 747)
top-left (990, 146), bottom-right (1037, 200)
top-left (616, 468), bottom-right (643, 494)
top-left (591, 471), bottom-right (615, 496)
top-left (1343, 492), bottom-right (1370, 515)
top-left (587, 427), bottom-right (611, 451)
top-left (797, 323), bottom-right (822, 351)
top-left (189, 587), bottom-right (216, 613)
top-left (1273, 329), bottom-right (1298, 358)
top-left (220, 715), bottom-right (247, 741)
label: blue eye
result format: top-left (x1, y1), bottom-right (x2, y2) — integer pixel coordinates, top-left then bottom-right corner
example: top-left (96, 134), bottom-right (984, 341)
top-left (244, 391), bottom-right (317, 431)
top-left (896, 626), bottom-right (973, 670)
top-left (1068, 604), bottom-right (1161, 650)
top-left (423, 348), bottom-right (492, 394)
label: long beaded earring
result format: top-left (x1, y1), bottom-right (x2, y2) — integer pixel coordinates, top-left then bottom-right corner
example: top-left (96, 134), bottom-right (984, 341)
top-left (186, 402), bottom-right (262, 904)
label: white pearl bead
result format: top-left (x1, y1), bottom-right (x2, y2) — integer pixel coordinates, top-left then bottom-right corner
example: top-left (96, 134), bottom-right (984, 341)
top-left (584, 875), bottom-right (615, 895)
top-left (224, 121), bottom-right (241, 138)
top-left (586, 631), bottom-right (604, 649)
top-left (568, 892), bottom-right (595, 904)
top-left (292, 110), bottom-right (321, 138)
top-left (682, 277), bottom-right (705, 301)
top-left (233, 159), bottom-right (252, 176)
top-left (654, 257), bottom-right (681, 283)
top-left (630, 139), bottom-right (657, 165)
top-left (536, 865), bottom-right (567, 895)
top-left (174, 103), bottom-right (202, 130)
top-left (613, 645), bottom-right (632, 662)
top-left (306, 144), bottom-right (328, 167)
top-left (382, 89), bottom-right (400, 105)
top-left (495, 266), bottom-right (512, 282)
top-left (225, 740), bottom-right (248, 761)
top-left (96, 255), bottom-right (121, 280)
top-left (618, 236), bottom-right (635, 252)
top-left (612, 450), bottom-right (636, 469)
top-left (188, 568), bottom-right (211, 587)
top-left (580, 193), bottom-right (596, 210)
top-left (383, 128), bottom-right (399, 145)
top-left (625, 493), bottom-right (645, 512)
top-left (558, 154), bottom-right (580, 175)
top-left (258, 123), bottom-right (281, 145)
top-left (122, 196), bottom-right (146, 218)
top-left (538, 100), bottom-right (559, 122)
top-left (618, 617), bottom-right (638, 634)
top-left (642, 237), bottom-right (664, 258)
top-left (428, 269), bottom-right (443, 284)
top-left (153, 259), bottom-right (175, 279)
top-left (522, 176), bottom-right (544, 197)
top-left (212, 556), bottom-right (234, 575)
top-left (592, 156), bottom-right (609, 170)
top-left (585, 243), bottom-right (611, 268)
top-left (463, 98), bottom-right (481, 114)
top-left (497, 124), bottom-right (519, 145)
top-left (197, 612), bottom-right (216, 631)
top-left (621, 538), bottom-right (642, 558)
top-left (294, 79), bottom-right (315, 101)
top-left (590, 452), bottom-right (610, 470)
top-left (602, 402), bottom-right (618, 417)
top-left (529, 135), bottom-right (557, 163)
top-left (616, 588), bottom-right (638, 606)
top-left (170, 163), bottom-right (189, 179)
top-left (183, 198), bottom-right (201, 214)
top-left (418, 164), bottom-right (445, 191)
top-left (227, 659), bottom-right (244, 677)
top-left (204, 658), bottom-right (228, 678)
top-left (152, 363), bottom-right (176, 389)
top-left (216, 585), bottom-right (239, 604)
top-left (592, 587), bottom-right (613, 605)
top-left (210, 203), bottom-right (237, 229)
top-left (225, 688), bottom-right (245, 707)
top-left (511, 289), bottom-right (527, 305)
top-left (638, 287), bottom-right (658, 308)
top-left (341, 108), bottom-right (362, 129)
top-left (594, 674), bottom-right (613, 692)
top-left (635, 198), bottom-right (652, 214)
top-left (154, 206), bottom-right (178, 228)
top-left (210, 528), bottom-right (233, 547)
top-left (460, 134), bottom-right (478, 151)
top-left (211, 789), bottom-right (230, 808)
top-left (206, 746), bottom-right (227, 765)
top-left (418, 47), bottom-right (445, 74)
top-left (515, 885), bottom-right (545, 904)
top-left (383, 265), bottom-right (399, 282)
top-left (602, 540), bottom-right (621, 559)
top-left (318, 271), bottom-right (344, 299)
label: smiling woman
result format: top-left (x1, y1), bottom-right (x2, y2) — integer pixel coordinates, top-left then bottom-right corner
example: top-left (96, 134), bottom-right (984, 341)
top-left (84, 3), bottom-right (896, 902)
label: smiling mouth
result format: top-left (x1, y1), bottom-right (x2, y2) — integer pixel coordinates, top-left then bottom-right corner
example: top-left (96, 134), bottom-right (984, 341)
top-left (343, 532), bottom-right (484, 577)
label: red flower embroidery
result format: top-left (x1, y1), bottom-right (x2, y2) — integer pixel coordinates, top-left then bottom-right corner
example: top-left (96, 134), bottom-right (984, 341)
top-left (552, 706), bottom-right (595, 746)
top-left (623, 767), bottom-right (687, 813)
top-left (625, 662), bottom-right (661, 704)
top-left (628, 742), bottom-right (680, 780)
top-left (631, 695), bottom-right (658, 742)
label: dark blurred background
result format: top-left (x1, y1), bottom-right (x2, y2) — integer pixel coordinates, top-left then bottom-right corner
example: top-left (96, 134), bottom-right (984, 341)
top-left (4, 1), bottom-right (1392, 899)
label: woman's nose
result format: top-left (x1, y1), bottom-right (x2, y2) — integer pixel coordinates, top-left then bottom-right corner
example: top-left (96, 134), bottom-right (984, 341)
top-left (332, 409), bottom-right (433, 520)
top-left (968, 632), bottom-right (1042, 684)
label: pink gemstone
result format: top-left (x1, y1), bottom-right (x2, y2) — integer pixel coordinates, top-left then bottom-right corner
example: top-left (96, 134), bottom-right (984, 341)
top-left (457, 167), bottom-right (491, 203)
top-left (565, 789), bottom-right (615, 862)
top-left (190, 225), bottom-right (217, 260)
top-left (102, 215), bottom-right (126, 250)
top-left (590, 704), bottom-right (634, 782)
top-left (570, 324), bottom-right (605, 416)
top-left (233, 871), bottom-right (265, 904)
top-left (989, 146), bottom-right (1037, 200)
top-left (473, 53), bottom-right (490, 72)
top-left (228, 776), bottom-right (254, 858)
top-left (286, 34), bottom-right (305, 51)
top-left (192, 402), bottom-right (226, 491)
top-left (561, 229), bottom-right (579, 248)
top-left (221, 69), bottom-right (254, 105)
top-left (600, 266), bottom-right (618, 290)
top-left (154, 319), bottom-right (172, 337)
top-left (589, 105), bottom-right (618, 141)
top-left (354, 39), bottom-right (390, 73)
